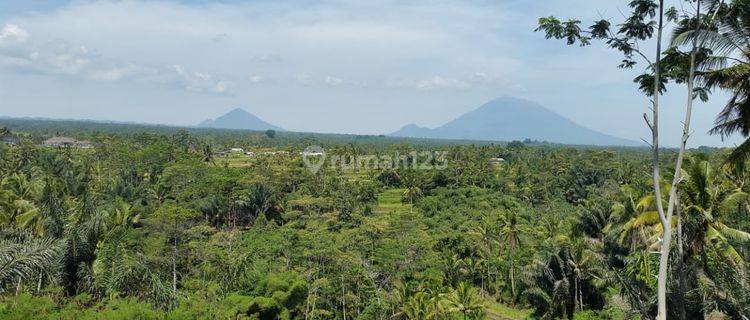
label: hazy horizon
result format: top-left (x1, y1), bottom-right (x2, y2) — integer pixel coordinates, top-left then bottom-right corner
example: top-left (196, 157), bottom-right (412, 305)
top-left (0, 0), bottom-right (745, 147)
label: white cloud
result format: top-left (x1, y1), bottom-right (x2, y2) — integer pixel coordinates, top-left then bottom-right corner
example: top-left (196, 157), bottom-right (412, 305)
top-left (0, 25), bottom-right (234, 94)
top-left (172, 65), bottom-right (232, 93)
top-left (293, 74), bottom-right (360, 87)
top-left (0, 0), bottom-right (519, 89)
top-left (324, 76), bottom-right (343, 86)
top-left (0, 38), bottom-right (94, 75)
top-left (89, 64), bottom-right (145, 81)
top-left (0, 24), bottom-right (28, 46)
top-left (387, 76), bottom-right (471, 90)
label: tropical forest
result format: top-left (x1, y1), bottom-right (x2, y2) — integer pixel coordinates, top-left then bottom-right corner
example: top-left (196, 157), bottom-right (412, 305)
top-left (3, 0), bottom-right (750, 319)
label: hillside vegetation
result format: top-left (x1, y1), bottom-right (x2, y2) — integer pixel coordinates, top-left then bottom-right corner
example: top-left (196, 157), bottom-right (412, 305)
top-left (0, 122), bottom-right (747, 319)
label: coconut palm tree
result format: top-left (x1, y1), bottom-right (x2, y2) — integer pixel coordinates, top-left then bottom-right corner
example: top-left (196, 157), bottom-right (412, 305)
top-left (616, 193), bottom-right (665, 251)
top-left (469, 224), bottom-right (497, 295)
top-left (673, 156), bottom-right (750, 316)
top-left (522, 233), bottom-right (569, 320)
top-left (565, 240), bottom-right (606, 312)
top-left (201, 144), bottom-right (215, 165)
top-left (681, 158), bottom-right (750, 259)
top-left (670, 0), bottom-right (750, 165)
top-left (680, 157), bottom-right (750, 265)
top-left (402, 185), bottom-right (422, 213)
top-left (523, 238), bottom-right (606, 320)
top-left (0, 174), bottom-right (41, 231)
top-left (497, 210), bottom-right (527, 301)
top-left (399, 291), bottom-right (440, 320)
top-left (441, 282), bottom-right (485, 320)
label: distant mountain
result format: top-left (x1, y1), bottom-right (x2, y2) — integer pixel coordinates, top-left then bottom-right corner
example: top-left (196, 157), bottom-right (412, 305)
top-left (198, 108), bottom-right (283, 131)
top-left (390, 97), bottom-right (640, 146)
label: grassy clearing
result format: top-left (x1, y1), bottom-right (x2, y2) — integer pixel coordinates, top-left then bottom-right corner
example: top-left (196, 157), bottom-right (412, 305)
top-left (343, 169), bottom-right (371, 182)
top-left (485, 301), bottom-right (533, 320)
top-left (374, 188), bottom-right (410, 215)
top-left (220, 155), bottom-right (253, 167)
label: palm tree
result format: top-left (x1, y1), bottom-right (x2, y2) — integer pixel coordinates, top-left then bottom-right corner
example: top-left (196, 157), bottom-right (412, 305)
top-left (616, 192), bottom-right (665, 251)
top-left (0, 174), bottom-right (41, 231)
top-left (201, 144), bottom-right (215, 165)
top-left (0, 235), bottom-right (63, 294)
top-left (671, 0), bottom-right (750, 165)
top-left (400, 291), bottom-right (440, 320)
top-left (497, 210), bottom-right (526, 301)
top-left (523, 239), bottom-right (606, 320)
top-left (469, 225), bottom-right (497, 295)
top-left (673, 156), bottom-right (750, 316)
top-left (441, 282), bottom-right (485, 320)
top-left (680, 158), bottom-right (750, 265)
top-left (565, 240), bottom-right (606, 312)
top-left (402, 185), bottom-right (422, 213)
top-left (523, 244), bottom-right (570, 320)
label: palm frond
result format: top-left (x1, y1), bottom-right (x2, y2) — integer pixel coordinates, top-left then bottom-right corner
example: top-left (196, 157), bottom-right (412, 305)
top-left (723, 138), bottom-right (750, 167)
top-left (0, 235), bottom-right (63, 293)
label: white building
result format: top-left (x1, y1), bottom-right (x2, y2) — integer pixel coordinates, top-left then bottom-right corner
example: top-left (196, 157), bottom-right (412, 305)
top-left (489, 157), bottom-right (506, 164)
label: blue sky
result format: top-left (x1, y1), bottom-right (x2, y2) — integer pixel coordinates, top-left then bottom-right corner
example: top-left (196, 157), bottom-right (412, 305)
top-left (0, 0), bottom-right (744, 147)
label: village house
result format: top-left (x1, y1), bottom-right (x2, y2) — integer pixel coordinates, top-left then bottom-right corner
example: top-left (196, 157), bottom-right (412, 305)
top-left (300, 150), bottom-right (325, 157)
top-left (0, 134), bottom-right (19, 145)
top-left (0, 127), bottom-right (18, 145)
top-left (489, 157), bottom-right (506, 165)
top-left (43, 137), bottom-right (93, 148)
top-left (262, 151), bottom-right (289, 156)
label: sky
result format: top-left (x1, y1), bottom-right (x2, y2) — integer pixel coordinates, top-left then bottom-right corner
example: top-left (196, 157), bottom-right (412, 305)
top-left (0, 0), bottom-right (744, 147)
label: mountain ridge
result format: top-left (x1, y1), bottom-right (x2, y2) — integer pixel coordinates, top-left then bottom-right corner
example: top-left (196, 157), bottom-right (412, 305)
top-left (390, 97), bottom-right (640, 146)
top-left (198, 108), bottom-right (283, 131)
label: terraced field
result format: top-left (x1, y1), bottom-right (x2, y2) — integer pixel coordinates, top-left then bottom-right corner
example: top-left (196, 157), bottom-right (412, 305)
top-left (374, 187), bottom-right (410, 215)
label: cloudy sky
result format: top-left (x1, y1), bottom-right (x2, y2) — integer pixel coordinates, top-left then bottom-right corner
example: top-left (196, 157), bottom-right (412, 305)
top-left (0, 0), bottom-right (744, 147)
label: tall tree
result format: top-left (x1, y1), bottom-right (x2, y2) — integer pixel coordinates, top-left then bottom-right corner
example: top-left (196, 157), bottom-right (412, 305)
top-left (673, 0), bottom-right (750, 166)
top-left (534, 1), bottom-right (729, 317)
top-left (441, 282), bottom-right (484, 320)
top-left (498, 210), bottom-right (526, 302)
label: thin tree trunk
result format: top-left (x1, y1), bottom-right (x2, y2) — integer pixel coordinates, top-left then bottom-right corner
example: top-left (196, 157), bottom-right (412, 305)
top-left (15, 277), bottom-right (22, 296)
top-left (305, 288), bottom-right (311, 320)
top-left (510, 250), bottom-right (516, 304)
top-left (573, 277), bottom-right (581, 311)
top-left (657, 2), bottom-right (722, 318)
top-left (677, 191), bottom-right (683, 258)
top-left (342, 273), bottom-right (347, 320)
top-left (579, 284), bottom-right (584, 312)
top-left (311, 293), bottom-right (317, 320)
top-left (648, 2), bottom-right (670, 319)
top-left (480, 270), bottom-right (485, 296)
top-left (676, 191), bottom-right (686, 320)
top-left (36, 271), bottom-right (42, 294)
top-left (173, 237), bottom-right (178, 293)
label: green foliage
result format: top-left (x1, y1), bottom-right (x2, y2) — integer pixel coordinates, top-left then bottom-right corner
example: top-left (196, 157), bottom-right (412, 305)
top-left (0, 120), bottom-right (749, 319)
